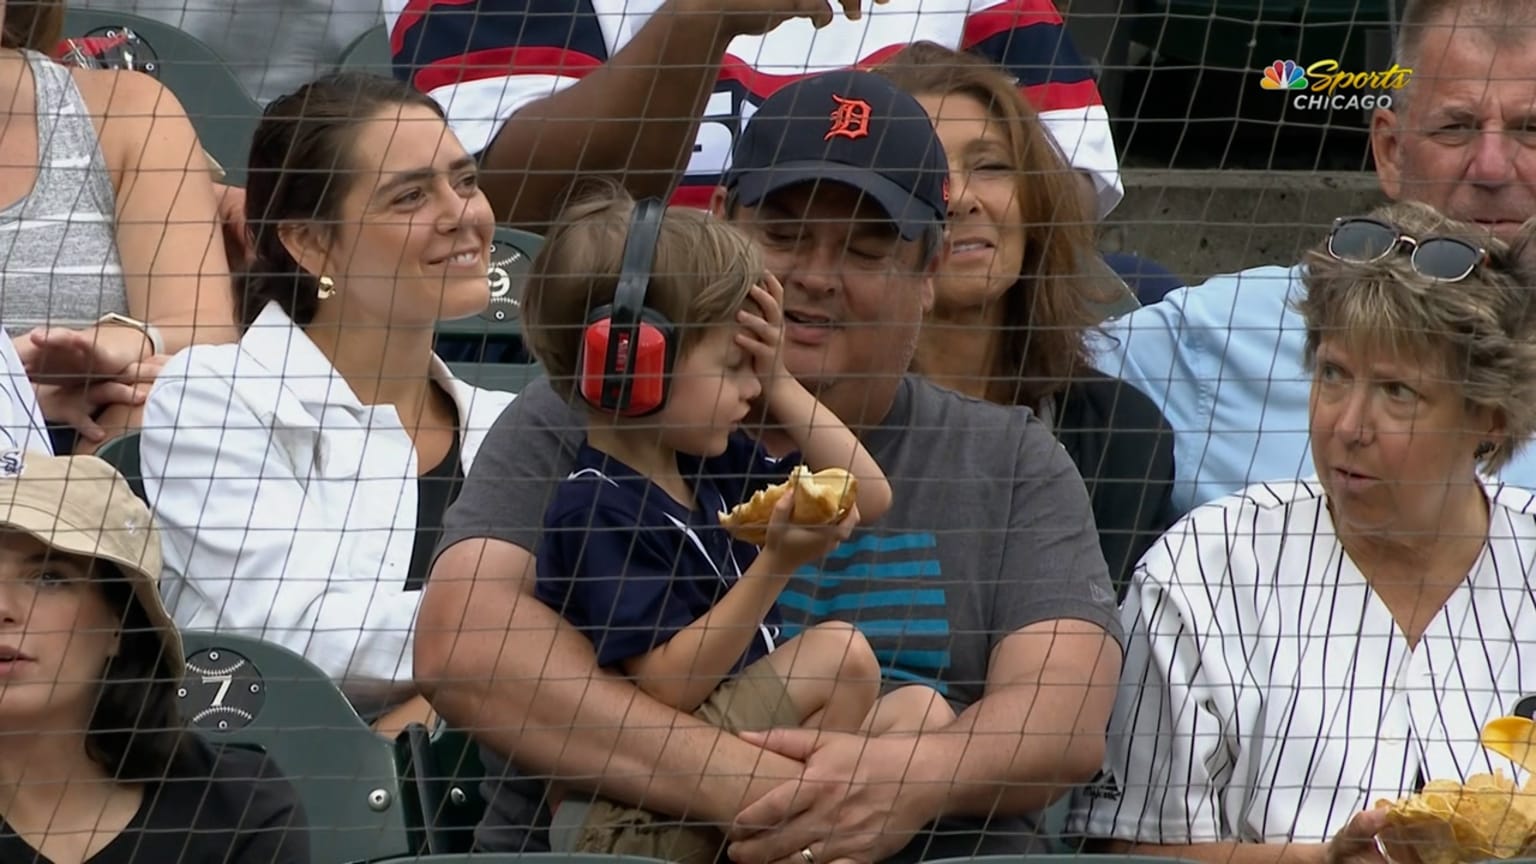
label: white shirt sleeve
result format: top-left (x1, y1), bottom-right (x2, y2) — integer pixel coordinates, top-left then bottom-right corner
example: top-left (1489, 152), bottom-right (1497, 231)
top-left (1038, 104), bottom-right (1123, 220)
top-left (383, 0), bottom-right (582, 156)
top-left (140, 356), bottom-right (421, 708)
top-left (1068, 515), bottom-right (1250, 844)
top-left (423, 74), bottom-right (579, 158)
top-left (0, 331), bottom-right (52, 456)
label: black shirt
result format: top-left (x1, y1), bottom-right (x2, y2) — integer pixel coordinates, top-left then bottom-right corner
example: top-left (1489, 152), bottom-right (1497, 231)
top-left (406, 429), bottom-right (465, 592)
top-left (1053, 369), bottom-right (1179, 598)
top-left (0, 735), bottom-right (308, 864)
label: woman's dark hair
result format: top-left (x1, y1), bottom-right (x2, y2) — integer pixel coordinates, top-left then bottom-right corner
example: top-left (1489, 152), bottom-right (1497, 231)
top-left (2, 0), bottom-right (64, 52)
top-left (86, 562), bottom-right (189, 781)
top-left (240, 72), bottom-right (446, 328)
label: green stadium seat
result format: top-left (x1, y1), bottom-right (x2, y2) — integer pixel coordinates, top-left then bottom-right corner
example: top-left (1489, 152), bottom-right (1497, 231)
top-left (370, 856), bottom-right (673, 864)
top-left (95, 431), bottom-right (145, 503)
top-left (438, 226), bottom-right (543, 365)
top-left (448, 362), bottom-right (542, 394)
top-left (60, 9), bottom-right (260, 185)
top-left (177, 630), bottom-right (414, 864)
top-left (439, 226), bottom-right (541, 336)
top-left (397, 722), bottom-right (489, 854)
top-left (338, 24), bottom-right (392, 77)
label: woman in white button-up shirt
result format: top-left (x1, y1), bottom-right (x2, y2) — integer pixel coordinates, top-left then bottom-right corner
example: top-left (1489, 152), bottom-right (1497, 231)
top-left (140, 73), bottom-right (513, 734)
top-left (1070, 200), bottom-right (1536, 864)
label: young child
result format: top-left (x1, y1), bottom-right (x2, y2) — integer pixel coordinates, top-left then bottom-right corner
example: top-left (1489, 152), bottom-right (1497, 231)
top-left (521, 186), bottom-right (955, 860)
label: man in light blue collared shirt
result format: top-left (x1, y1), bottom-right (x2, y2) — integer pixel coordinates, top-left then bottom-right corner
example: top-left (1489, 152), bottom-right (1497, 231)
top-left (1095, 0), bottom-right (1536, 516)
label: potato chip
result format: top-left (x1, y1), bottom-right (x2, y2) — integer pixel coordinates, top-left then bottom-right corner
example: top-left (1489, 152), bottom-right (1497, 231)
top-left (1513, 781), bottom-right (1536, 824)
top-left (1378, 798), bottom-right (1485, 864)
top-left (1376, 772), bottom-right (1536, 864)
top-left (1457, 774), bottom-right (1533, 857)
top-left (1483, 717), bottom-right (1536, 774)
top-left (1373, 719), bottom-right (1536, 864)
top-left (1378, 805), bottom-right (1464, 864)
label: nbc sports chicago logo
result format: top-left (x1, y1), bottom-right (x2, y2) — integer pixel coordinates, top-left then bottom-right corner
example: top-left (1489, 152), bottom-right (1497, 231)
top-left (1260, 58), bottom-right (1413, 110)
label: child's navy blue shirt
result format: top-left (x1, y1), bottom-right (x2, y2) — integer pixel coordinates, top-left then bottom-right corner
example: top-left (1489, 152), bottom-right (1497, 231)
top-left (536, 432), bottom-right (797, 671)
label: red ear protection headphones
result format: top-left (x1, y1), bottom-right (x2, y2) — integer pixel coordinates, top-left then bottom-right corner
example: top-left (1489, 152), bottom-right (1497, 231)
top-left (578, 198), bottom-right (676, 416)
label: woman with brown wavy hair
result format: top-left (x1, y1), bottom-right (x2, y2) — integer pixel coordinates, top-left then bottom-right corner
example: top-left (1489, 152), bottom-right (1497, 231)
top-left (877, 42), bottom-right (1176, 593)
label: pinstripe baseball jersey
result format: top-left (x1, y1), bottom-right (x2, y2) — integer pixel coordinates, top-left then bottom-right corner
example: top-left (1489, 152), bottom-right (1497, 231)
top-left (1069, 479), bottom-right (1536, 846)
top-left (384, 0), bottom-right (1124, 217)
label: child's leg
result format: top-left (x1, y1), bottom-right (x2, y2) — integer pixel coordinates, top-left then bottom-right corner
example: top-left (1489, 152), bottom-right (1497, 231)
top-left (761, 620), bottom-right (880, 732)
top-left (862, 684), bottom-right (956, 735)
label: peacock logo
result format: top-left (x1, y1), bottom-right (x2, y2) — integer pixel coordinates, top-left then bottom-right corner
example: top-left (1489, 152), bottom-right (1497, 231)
top-left (1261, 60), bottom-right (1309, 90)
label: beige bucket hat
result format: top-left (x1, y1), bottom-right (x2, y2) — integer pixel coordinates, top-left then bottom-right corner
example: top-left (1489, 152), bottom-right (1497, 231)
top-left (0, 451), bottom-right (181, 678)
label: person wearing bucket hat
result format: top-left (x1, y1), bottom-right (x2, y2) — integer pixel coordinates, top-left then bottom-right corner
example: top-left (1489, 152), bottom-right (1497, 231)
top-left (0, 453), bottom-right (308, 864)
top-left (418, 67), bottom-right (1121, 864)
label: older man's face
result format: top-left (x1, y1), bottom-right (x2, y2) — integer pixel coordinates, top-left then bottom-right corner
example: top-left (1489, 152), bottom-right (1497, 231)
top-left (1374, 25), bottom-right (1536, 241)
top-left (719, 182), bottom-right (934, 421)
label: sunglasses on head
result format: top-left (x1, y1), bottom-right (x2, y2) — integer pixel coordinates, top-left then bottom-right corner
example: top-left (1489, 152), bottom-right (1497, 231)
top-left (1326, 217), bottom-right (1490, 282)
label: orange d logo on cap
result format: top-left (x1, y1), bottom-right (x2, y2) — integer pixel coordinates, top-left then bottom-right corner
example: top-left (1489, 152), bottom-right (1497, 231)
top-left (826, 94), bottom-right (872, 141)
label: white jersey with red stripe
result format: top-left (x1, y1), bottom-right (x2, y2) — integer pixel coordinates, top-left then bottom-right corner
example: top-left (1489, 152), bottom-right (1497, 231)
top-left (386, 0), bottom-right (1123, 217)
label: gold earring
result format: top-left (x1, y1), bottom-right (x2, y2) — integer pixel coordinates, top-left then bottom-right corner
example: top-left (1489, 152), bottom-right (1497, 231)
top-left (317, 275), bottom-right (336, 300)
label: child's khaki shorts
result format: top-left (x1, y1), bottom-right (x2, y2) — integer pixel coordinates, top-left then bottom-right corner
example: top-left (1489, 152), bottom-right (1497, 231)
top-left (568, 655), bottom-right (801, 864)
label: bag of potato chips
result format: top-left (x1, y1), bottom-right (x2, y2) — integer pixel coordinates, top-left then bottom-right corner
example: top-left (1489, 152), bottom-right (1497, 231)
top-left (1376, 718), bottom-right (1536, 864)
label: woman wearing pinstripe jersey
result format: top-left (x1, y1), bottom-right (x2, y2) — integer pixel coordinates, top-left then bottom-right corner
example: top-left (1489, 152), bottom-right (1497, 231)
top-left (1068, 200), bottom-right (1536, 864)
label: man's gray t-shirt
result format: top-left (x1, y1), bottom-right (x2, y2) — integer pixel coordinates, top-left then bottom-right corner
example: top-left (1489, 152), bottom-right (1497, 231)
top-left (439, 374), bottom-right (1124, 861)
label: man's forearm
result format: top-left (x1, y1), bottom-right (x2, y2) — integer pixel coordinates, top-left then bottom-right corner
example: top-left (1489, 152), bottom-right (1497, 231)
top-left (479, 0), bottom-right (739, 225)
top-left (906, 683), bottom-right (1109, 818)
top-left (422, 591), bottom-right (800, 824)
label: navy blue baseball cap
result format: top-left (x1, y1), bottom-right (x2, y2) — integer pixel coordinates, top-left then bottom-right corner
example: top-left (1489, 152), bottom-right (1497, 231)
top-left (725, 69), bottom-right (949, 241)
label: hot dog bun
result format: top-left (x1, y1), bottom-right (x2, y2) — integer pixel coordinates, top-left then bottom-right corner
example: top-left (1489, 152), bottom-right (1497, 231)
top-left (718, 466), bottom-right (858, 546)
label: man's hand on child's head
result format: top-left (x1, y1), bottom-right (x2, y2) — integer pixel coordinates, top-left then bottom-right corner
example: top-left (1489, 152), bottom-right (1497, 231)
top-left (759, 489), bottom-right (859, 572)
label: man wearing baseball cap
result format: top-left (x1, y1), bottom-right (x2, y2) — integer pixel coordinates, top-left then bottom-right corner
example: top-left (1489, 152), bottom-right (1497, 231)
top-left (722, 69), bottom-right (950, 244)
top-left (417, 69), bottom-right (1124, 864)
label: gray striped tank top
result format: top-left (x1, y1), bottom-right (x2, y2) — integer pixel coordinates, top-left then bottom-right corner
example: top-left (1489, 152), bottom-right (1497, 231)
top-left (0, 50), bottom-right (126, 337)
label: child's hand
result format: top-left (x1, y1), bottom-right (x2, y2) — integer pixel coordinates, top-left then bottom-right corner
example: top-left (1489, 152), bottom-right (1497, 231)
top-left (737, 274), bottom-right (789, 395)
top-left (757, 488), bottom-right (859, 573)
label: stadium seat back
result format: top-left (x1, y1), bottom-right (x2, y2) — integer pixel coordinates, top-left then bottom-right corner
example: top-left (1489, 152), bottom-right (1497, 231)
top-left (338, 24), bottom-right (392, 76)
top-left (96, 432), bottom-right (146, 503)
top-left (436, 226), bottom-right (542, 364)
top-left (397, 723), bottom-right (489, 854)
top-left (60, 9), bottom-right (260, 185)
top-left (177, 630), bottom-right (413, 864)
top-left (446, 362), bottom-right (542, 394)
